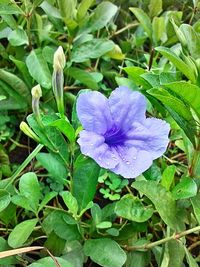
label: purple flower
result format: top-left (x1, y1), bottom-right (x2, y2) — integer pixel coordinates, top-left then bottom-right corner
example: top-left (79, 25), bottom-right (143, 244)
top-left (76, 86), bottom-right (170, 178)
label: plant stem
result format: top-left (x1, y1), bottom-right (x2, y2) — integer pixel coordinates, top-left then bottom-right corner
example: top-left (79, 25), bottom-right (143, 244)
top-left (123, 225), bottom-right (200, 251)
top-left (5, 144), bottom-right (44, 189)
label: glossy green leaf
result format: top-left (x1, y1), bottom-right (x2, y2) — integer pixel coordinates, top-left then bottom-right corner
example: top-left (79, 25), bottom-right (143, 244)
top-left (67, 67), bottom-right (99, 90)
top-left (132, 180), bottom-right (177, 230)
top-left (129, 7), bottom-right (152, 39)
top-left (115, 195), bottom-right (154, 222)
top-left (163, 81), bottom-right (200, 118)
top-left (36, 152), bottom-right (67, 184)
top-left (180, 24), bottom-right (200, 59)
top-left (148, 87), bottom-right (194, 121)
top-left (77, 0), bottom-right (94, 20)
top-left (0, 190), bottom-right (10, 212)
top-left (191, 193), bottom-right (200, 224)
top-left (72, 155), bottom-right (100, 211)
top-left (172, 177), bottom-right (197, 200)
top-left (84, 238), bottom-right (127, 267)
top-left (80, 1), bottom-right (118, 34)
top-left (71, 39), bottom-right (115, 62)
top-left (0, 237), bottom-right (17, 265)
top-left (48, 118), bottom-right (75, 143)
top-left (8, 218), bottom-right (38, 248)
top-left (8, 28), bottom-right (28, 46)
top-left (96, 221), bottom-right (112, 229)
top-left (123, 66), bottom-right (150, 89)
top-left (28, 256), bottom-right (73, 267)
top-left (155, 46), bottom-right (196, 83)
top-left (0, 1), bottom-right (23, 15)
top-left (58, 0), bottom-right (76, 22)
top-left (149, 0), bottom-right (162, 18)
top-left (60, 191), bottom-right (78, 216)
top-left (26, 49), bottom-right (51, 89)
top-left (152, 17), bottom-right (165, 44)
top-left (184, 246), bottom-right (199, 267)
top-left (38, 191), bottom-right (58, 212)
top-left (161, 165), bottom-right (176, 190)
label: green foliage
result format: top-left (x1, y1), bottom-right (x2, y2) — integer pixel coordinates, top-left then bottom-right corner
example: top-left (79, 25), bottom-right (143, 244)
top-left (0, 0), bottom-right (200, 266)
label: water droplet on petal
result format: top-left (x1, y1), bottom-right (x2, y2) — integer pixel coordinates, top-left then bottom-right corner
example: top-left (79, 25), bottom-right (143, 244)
top-left (106, 162), bottom-right (110, 166)
top-left (98, 156), bottom-right (102, 161)
top-left (126, 161), bottom-right (130, 165)
top-left (133, 156), bottom-right (136, 160)
top-left (90, 143), bottom-right (94, 146)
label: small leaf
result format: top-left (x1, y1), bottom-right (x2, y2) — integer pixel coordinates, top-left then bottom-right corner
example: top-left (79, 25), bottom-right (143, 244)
top-left (129, 7), bottom-right (152, 39)
top-left (38, 191), bottom-right (58, 212)
top-left (191, 193), bottom-right (200, 224)
top-left (8, 27), bottom-right (28, 46)
top-left (161, 165), bottom-right (176, 191)
top-left (84, 238), bottom-right (127, 267)
top-left (67, 67), bottom-right (99, 90)
top-left (148, 0), bottom-right (162, 18)
top-left (172, 177), bottom-right (197, 200)
top-left (72, 155), bottom-right (100, 211)
top-left (60, 191), bottom-right (78, 216)
top-left (115, 195), bottom-right (154, 222)
top-left (77, 0), bottom-right (94, 20)
top-left (132, 180), bottom-right (178, 230)
top-left (8, 219), bottom-right (38, 248)
top-left (0, 1), bottom-right (23, 15)
top-left (26, 49), bottom-right (51, 89)
top-left (155, 46), bottom-right (196, 83)
top-left (71, 39), bottom-right (115, 63)
top-left (0, 190), bottom-right (10, 212)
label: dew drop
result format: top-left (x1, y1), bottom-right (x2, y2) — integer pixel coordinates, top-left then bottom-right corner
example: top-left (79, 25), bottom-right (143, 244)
top-left (126, 161), bottom-right (130, 165)
top-left (98, 156), bottom-right (102, 161)
top-left (133, 156), bottom-right (137, 160)
top-left (90, 143), bottom-right (94, 146)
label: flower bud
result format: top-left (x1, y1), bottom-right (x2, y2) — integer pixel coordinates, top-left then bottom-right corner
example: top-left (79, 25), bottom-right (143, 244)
top-left (20, 121), bottom-right (40, 143)
top-left (52, 46), bottom-right (65, 117)
top-left (53, 46), bottom-right (66, 72)
top-left (31, 84), bottom-right (43, 127)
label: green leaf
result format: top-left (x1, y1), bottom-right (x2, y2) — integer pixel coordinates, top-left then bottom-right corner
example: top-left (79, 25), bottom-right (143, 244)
top-left (58, 0), bottom-right (76, 22)
top-left (0, 237), bottom-right (17, 265)
top-left (155, 46), bottom-right (196, 83)
top-left (172, 177), bottom-right (197, 200)
top-left (0, 189), bottom-right (10, 212)
top-left (28, 256), bottom-right (73, 267)
top-left (19, 172), bottom-right (41, 211)
top-left (180, 24), bottom-right (200, 59)
top-left (26, 49), bottom-right (52, 89)
top-left (191, 193), bottom-right (200, 224)
top-left (72, 155), bottom-right (100, 211)
top-left (152, 17), bottom-right (165, 44)
top-left (36, 152), bottom-right (67, 184)
top-left (132, 180), bottom-right (178, 230)
top-left (77, 0), bottom-right (94, 20)
top-left (60, 191), bottom-right (78, 216)
top-left (8, 27), bottom-right (28, 46)
top-left (0, 1), bottom-right (23, 15)
top-left (0, 95), bottom-right (6, 101)
top-left (148, 0), bottom-right (162, 18)
top-left (96, 221), bottom-right (112, 229)
top-left (84, 238), bottom-right (127, 267)
top-left (163, 81), bottom-right (200, 118)
top-left (161, 165), bottom-right (176, 191)
top-left (38, 191), bottom-right (58, 212)
top-left (115, 195), bottom-right (154, 222)
top-left (129, 7), bottom-right (152, 39)
top-left (148, 87), bottom-right (194, 121)
top-left (9, 55), bottom-right (33, 88)
top-left (67, 67), bottom-right (99, 90)
top-left (184, 246), bottom-right (199, 267)
top-left (42, 210), bottom-right (81, 241)
top-left (71, 39), bottom-right (115, 63)
top-left (123, 66), bottom-right (150, 89)
top-left (80, 1), bottom-right (118, 34)
top-left (48, 118), bottom-right (75, 143)
top-left (8, 218), bottom-right (38, 248)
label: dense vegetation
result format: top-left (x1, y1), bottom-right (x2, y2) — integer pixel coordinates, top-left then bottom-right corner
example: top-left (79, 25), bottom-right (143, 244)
top-left (0, 0), bottom-right (200, 266)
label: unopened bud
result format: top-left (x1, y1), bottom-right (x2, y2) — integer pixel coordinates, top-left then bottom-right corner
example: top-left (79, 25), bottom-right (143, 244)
top-left (20, 122), bottom-right (40, 143)
top-left (53, 46), bottom-right (66, 71)
top-left (31, 84), bottom-right (42, 99)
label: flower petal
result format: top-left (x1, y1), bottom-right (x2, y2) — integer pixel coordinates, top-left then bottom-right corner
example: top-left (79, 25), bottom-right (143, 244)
top-left (108, 86), bottom-right (146, 131)
top-left (125, 118), bottom-right (170, 159)
top-left (110, 146), bottom-right (152, 178)
top-left (76, 91), bottom-right (113, 135)
top-left (77, 130), bottom-right (119, 169)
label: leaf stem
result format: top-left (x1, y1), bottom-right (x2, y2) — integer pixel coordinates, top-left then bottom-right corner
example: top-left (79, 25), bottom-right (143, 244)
top-left (123, 225), bottom-right (200, 251)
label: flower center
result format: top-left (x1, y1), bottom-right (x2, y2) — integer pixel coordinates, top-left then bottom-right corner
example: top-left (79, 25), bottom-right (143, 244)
top-left (104, 126), bottom-right (127, 146)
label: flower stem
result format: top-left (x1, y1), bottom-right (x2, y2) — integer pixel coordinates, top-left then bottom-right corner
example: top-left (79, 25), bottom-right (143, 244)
top-left (123, 225), bottom-right (200, 251)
